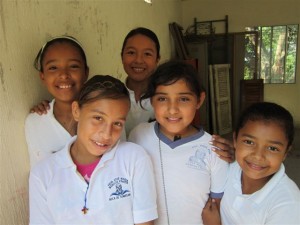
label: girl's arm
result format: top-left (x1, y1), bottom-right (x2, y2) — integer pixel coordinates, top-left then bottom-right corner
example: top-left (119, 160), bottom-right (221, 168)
top-left (202, 198), bottom-right (222, 225)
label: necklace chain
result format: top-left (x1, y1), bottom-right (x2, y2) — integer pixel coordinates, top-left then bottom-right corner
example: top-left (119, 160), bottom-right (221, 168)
top-left (158, 134), bottom-right (170, 225)
top-left (81, 182), bottom-right (89, 214)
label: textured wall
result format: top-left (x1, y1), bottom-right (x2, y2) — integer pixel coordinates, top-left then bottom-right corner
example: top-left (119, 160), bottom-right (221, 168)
top-left (182, 0), bottom-right (300, 126)
top-left (0, 1), bottom-right (181, 224)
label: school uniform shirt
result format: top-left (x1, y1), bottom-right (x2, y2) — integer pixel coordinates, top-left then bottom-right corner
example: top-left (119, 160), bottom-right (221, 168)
top-left (125, 86), bottom-right (155, 136)
top-left (29, 136), bottom-right (158, 225)
top-left (129, 122), bottom-right (229, 225)
top-left (25, 99), bottom-right (126, 167)
top-left (25, 99), bottom-right (72, 168)
top-left (221, 161), bottom-right (300, 225)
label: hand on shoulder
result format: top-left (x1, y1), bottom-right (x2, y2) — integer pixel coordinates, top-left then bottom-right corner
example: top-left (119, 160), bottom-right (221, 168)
top-left (210, 134), bottom-right (235, 163)
top-left (30, 100), bottom-right (50, 115)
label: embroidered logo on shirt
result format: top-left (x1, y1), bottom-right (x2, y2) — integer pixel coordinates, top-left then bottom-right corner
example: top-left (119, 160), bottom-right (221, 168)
top-left (186, 145), bottom-right (209, 170)
top-left (108, 177), bottom-right (131, 201)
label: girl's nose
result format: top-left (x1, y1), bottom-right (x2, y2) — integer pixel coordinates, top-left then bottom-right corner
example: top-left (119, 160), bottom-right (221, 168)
top-left (252, 146), bottom-right (265, 159)
top-left (59, 67), bottom-right (70, 78)
top-left (134, 53), bottom-right (144, 63)
top-left (168, 101), bottom-right (179, 114)
top-left (100, 124), bottom-right (112, 140)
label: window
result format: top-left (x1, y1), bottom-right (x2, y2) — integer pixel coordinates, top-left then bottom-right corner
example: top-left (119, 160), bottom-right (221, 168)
top-left (245, 25), bottom-right (298, 84)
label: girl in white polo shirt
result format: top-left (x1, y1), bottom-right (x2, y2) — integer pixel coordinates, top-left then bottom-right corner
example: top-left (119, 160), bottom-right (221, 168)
top-left (25, 36), bottom-right (89, 168)
top-left (29, 75), bottom-right (157, 225)
top-left (129, 60), bottom-right (229, 225)
top-left (202, 102), bottom-right (300, 225)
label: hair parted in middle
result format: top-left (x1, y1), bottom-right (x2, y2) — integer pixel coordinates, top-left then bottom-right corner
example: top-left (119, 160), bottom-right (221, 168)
top-left (140, 60), bottom-right (205, 105)
top-left (121, 27), bottom-right (160, 59)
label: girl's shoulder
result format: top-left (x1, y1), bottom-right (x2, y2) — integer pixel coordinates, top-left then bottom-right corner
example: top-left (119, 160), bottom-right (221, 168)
top-left (25, 99), bottom-right (55, 125)
top-left (114, 141), bottom-right (152, 163)
top-left (132, 121), bottom-right (155, 132)
top-left (117, 141), bottom-right (148, 154)
top-left (128, 121), bottom-right (155, 139)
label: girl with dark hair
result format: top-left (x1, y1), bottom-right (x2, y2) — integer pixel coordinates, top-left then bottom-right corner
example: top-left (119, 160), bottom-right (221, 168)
top-left (29, 75), bottom-right (157, 225)
top-left (25, 36), bottom-right (89, 167)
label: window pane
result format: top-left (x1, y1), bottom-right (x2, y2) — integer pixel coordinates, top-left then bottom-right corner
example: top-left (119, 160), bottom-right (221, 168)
top-left (244, 33), bottom-right (257, 80)
top-left (285, 25), bottom-right (298, 83)
top-left (271, 26), bottom-right (286, 83)
top-left (245, 25), bottom-right (297, 84)
top-left (260, 27), bottom-right (272, 83)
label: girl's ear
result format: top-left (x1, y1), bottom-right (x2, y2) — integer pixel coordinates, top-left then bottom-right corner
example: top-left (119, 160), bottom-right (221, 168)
top-left (283, 146), bottom-right (292, 161)
top-left (85, 67), bottom-right (90, 80)
top-left (156, 55), bottom-right (161, 64)
top-left (39, 72), bottom-right (45, 81)
top-left (196, 92), bottom-right (206, 109)
top-left (233, 132), bottom-right (237, 149)
top-left (72, 101), bottom-right (80, 122)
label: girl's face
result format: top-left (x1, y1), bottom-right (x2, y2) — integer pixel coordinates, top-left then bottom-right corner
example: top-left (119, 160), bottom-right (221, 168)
top-left (39, 42), bottom-right (88, 104)
top-left (72, 98), bottom-right (130, 163)
top-left (151, 79), bottom-right (204, 139)
top-left (234, 120), bottom-right (288, 186)
top-left (122, 34), bottom-right (159, 83)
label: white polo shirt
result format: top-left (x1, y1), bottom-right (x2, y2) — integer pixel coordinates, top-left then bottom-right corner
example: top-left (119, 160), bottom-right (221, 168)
top-left (25, 99), bottom-right (72, 168)
top-left (29, 136), bottom-right (158, 225)
top-left (221, 161), bottom-right (300, 225)
top-left (125, 87), bottom-right (154, 136)
top-left (129, 122), bottom-right (229, 225)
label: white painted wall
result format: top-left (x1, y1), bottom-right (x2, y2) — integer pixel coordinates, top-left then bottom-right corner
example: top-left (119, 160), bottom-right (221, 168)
top-left (182, 0), bottom-right (300, 126)
top-left (0, 0), bottom-right (181, 224)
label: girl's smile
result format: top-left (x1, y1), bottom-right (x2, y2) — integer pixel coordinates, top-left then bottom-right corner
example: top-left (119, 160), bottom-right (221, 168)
top-left (235, 120), bottom-right (288, 192)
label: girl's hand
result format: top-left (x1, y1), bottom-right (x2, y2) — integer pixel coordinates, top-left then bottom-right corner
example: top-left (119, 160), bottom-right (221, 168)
top-left (202, 198), bottom-right (222, 225)
top-left (210, 134), bottom-right (235, 163)
top-left (30, 100), bottom-right (50, 115)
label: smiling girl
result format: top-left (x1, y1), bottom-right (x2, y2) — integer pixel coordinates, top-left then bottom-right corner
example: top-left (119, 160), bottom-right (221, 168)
top-left (202, 102), bottom-right (300, 225)
top-left (129, 60), bottom-right (229, 225)
top-left (25, 36), bottom-right (89, 167)
top-left (29, 75), bottom-right (157, 225)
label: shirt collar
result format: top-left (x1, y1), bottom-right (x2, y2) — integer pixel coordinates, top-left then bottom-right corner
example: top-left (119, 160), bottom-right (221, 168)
top-left (154, 122), bottom-right (205, 149)
top-left (55, 136), bottom-right (120, 169)
top-left (233, 161), bottom-right (286, 204)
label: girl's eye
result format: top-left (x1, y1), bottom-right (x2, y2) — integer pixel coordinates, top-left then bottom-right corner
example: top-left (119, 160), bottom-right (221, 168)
top-left (157, 97), bottom-right (167, 102)
top-left (268, 146), bottom-right (279, 152)
top-left (180, 97), bottom-right (190, 102)
top-left (70, 64), bottom-right (80, 69)
top-left (94, 116), bottom-right (103, 121)
top-left (114, 122), bottom-right (124, 128)
top-left (47, 65), bottom-right (57, 71)
top-left (126, 50), bottom-right (135, 55)
top-left (243, 139), bottom-right (254, 145)
top-left (144, 52), bottom-right (154, 57)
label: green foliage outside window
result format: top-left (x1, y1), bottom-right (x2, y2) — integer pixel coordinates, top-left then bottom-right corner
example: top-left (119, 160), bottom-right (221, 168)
top-left (245, 25), bottom-right (298, 84)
